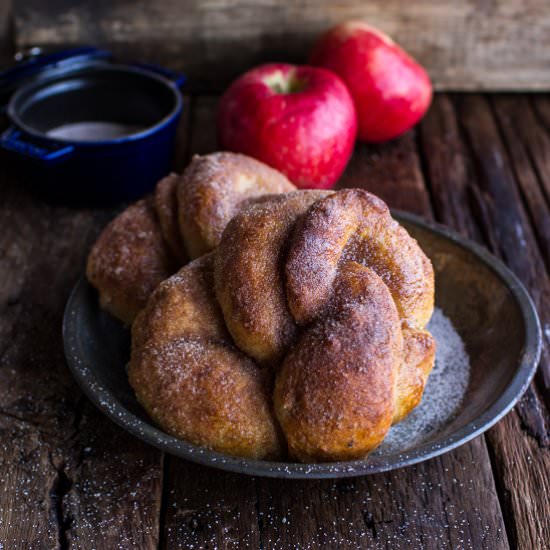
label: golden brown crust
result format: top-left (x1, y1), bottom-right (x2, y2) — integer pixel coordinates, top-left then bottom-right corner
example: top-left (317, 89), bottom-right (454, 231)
top-left (87, 153), bottom-right (296, 323)
top-left (285, 189), bottom-right (434, 329)
top-left (92, 177), bottom-right (437, 463)
top-left (178, 152), bottom-right (296, 259)
top-left (274, 262), bottom-right (403, 462)
top-left (392, 328), bottom-right (436, 424)
top-left (86, 198), bottom-right (177, 325)
top-left (214, 191), bottom-right (330, 365)
top-left (129, 255), bottom-right (283, 460)
top-left (130, 339), bottom-right (282, 459)
top-left (154, 173), bottom-right (187, 264)
top-left (132, 254), bottom-right (228, 350)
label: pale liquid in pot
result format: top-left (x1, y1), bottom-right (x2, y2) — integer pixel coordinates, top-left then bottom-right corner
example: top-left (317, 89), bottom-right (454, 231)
top-left (46, 121), bottom-right (144, 141)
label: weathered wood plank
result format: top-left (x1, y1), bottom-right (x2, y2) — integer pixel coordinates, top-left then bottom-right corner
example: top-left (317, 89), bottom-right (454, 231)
top-left (456, 94), bottom-right (550, 415)
top-left (162, 94), bottom-right (509, 550)
top-left (492, 95), bottom-right (550, 271)
top-left (162, 461), bottom-right (261, 549)
top-left (336, 130), bottom-right (433, 217)
top-left (62, 404), bottom-right (163, 550)
top-left (164, 97), bottom-right (269, 548)
top-left (0, 0), bottom-right (12, 64)
top-left (416, 96), bottom-right (482, 243)
top-left (422, 95), bottom-right (550, 421)
top-left (419, 93), bottom-right (550, 549)
top-left (0, 164), bottom-right (164, 548)
top-left (0, 416), bottom-right (60, 549)
top-left (486, 412), bottom-right (550, 549)
top-left (254, 437), bottom-right (507, 549)
top-left (12, 0), bottom-right (550, 91)
top-left (166, 440), bottom-right (508, 549)
top-left (530, 95), bottom-right (550, 203)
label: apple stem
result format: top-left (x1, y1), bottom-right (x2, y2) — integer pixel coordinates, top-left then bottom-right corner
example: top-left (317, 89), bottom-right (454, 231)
top-left (264, 70), bottom-right (305, 94)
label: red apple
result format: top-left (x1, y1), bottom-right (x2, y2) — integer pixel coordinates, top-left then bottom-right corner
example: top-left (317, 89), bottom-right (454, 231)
top-left (217, 63), bottom-right (357, 189)
top-left (310, 21), bottom-right (432, 142)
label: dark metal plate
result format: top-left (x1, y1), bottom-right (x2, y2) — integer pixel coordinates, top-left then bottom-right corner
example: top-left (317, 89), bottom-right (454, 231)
top-left (62, 213), bottom-right (542, 478)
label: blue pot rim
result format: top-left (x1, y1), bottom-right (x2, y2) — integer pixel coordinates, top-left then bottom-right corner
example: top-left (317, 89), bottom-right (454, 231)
top-left (6, 62), bottom-right (184, 147)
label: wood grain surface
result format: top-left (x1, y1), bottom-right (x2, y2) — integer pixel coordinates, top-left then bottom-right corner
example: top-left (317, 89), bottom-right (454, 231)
top-left (2, 91), bottom-right (549, 549)
top-left (0, 176), bottom-right (165, 548)
top-left (419, 94), bottom-right (550, 549)
top-left (11, 0), bottom-right (550, 91)
top-left (0, 17), bottom-right (549, 543)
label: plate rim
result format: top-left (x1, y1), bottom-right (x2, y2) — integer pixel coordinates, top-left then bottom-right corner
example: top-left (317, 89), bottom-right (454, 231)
top-left (63, 211), bottom-right (542, 479)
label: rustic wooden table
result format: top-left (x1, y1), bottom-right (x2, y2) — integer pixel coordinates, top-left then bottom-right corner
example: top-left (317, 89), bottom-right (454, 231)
top-left (0, 92), bottom-right (549, 550)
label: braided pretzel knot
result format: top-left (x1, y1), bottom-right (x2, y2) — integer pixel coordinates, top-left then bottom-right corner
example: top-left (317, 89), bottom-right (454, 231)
top-left (129, 189), bottom-right (435, 462)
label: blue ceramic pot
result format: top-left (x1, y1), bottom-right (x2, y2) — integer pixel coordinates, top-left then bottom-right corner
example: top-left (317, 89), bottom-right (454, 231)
top-left (0, 48), bottom-right (185, 205)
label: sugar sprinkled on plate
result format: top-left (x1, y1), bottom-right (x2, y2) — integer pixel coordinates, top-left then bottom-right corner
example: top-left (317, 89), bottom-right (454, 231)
top-left (374, 307), bottom-right (471, 455)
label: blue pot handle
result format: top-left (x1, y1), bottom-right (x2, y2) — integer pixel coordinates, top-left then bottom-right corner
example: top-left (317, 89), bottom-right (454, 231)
top-left (128, 62), bottom-right (186, 89)
top-left (0, 126), bottom-right (74, 164)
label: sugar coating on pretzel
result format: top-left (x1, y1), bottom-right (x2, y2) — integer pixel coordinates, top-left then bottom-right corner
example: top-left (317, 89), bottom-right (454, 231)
top-left (285, 189), bottom-right (434, 329)
top-left (86, 197), bottom-right (177, 325)
top-left (154, 173), bottom-right (187, 264)
top-left (89, 158), bottom-right (437, 462)
top-left (87, 152), bottom-right (296, 324)
top-left (274, 262), bottom-right (404, 461)
top-left (129, 254), bottom-right (283, 460)
top-left (178, 152), bottom-right (296, 259)
top-left (215, 190), bottom-right (331, 365)
top-left (212, 188), bottom-right (435, 460)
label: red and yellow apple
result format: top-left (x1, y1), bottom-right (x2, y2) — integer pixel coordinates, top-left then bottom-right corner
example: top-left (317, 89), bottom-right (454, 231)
top-left (310, 21), bottom-right (432, 142)
top-left (217, 63), bottom-right (357, 189)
